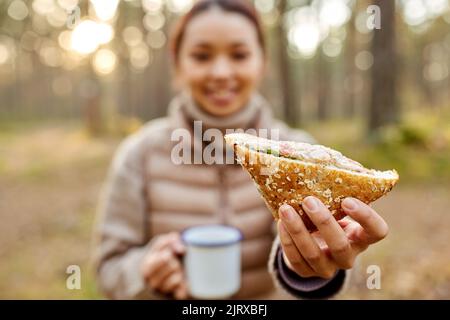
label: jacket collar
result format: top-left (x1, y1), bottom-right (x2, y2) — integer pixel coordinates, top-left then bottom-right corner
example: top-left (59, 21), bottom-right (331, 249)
top-left (168, 90), bottom-right (273, 133)
top-left (167, 91), bottom-right (274, 164)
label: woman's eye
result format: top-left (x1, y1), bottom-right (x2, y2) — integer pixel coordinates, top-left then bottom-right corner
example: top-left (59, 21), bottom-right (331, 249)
top-left (232, 52), bottom-right (249, 60)
top-left (191, 52), bottom-right (210, 62)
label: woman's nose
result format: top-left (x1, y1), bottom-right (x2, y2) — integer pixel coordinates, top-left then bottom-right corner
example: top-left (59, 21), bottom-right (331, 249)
top-left (209, 56), bottom-right (233, 79)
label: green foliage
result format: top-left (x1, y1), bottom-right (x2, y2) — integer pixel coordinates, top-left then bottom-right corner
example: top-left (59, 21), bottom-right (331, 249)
top-left (305, 111), bottom-right (450, 185)
top-left (88, 114), bottom-right (144, 138)
top-left (378, 111), bottom-right (450, 149)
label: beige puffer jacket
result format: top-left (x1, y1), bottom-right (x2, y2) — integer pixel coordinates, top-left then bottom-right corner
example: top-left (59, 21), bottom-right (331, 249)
top-left (93, 92), bottom-right (316, 299)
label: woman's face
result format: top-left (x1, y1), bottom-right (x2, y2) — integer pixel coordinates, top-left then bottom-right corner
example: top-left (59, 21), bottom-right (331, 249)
top-left (176, 8), bottom-right (265, 117)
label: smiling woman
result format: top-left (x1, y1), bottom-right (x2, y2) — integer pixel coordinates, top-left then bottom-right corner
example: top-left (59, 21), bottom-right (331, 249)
top-left (92, 0), bottom-right (370, 301)
top-left (171, 0), bottom-right (266, 116)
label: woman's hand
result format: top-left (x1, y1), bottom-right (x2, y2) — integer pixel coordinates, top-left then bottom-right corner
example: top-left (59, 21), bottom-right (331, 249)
top-left (278, 196), bottom-right (389, 279)
top-left (140, 232), bottom-right (188, 299)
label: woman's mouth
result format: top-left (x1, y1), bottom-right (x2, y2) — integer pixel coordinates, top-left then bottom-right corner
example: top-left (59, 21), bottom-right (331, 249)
top-left (204, 88), bottom-right (238, 107)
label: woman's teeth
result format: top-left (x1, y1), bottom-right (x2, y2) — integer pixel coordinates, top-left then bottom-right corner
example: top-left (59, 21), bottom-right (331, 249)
top-left (213, 90), bottom-right (231, 98)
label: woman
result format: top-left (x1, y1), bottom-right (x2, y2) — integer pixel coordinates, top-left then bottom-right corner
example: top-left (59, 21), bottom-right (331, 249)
top-left (93, 0), bottom-right (389, 299)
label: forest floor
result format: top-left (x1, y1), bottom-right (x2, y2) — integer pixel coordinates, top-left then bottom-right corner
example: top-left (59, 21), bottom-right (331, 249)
top-left (0, 119), bottom-right (449, 299)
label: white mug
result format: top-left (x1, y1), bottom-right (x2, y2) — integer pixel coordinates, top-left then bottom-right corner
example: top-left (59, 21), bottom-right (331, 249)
top-left (181, 224), bottom-right (242, 299)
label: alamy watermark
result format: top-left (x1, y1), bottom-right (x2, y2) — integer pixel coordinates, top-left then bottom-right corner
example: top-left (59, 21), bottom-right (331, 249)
top-left (367, 5), bottom-right (381, 30)
top-left (66, 265), bottom-right (81, 290)
top-left (366, 265), bottom-right (381, 290)
top-left (170, 121), bottom-right (281, 175)
top-left (66, 5), bottom-right (81, 29)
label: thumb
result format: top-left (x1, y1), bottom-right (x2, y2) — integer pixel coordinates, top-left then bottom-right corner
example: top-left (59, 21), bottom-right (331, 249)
top-left (174, 282), bottom-right (189, 300)
top-left (171, 235), bottom-right (186, 256)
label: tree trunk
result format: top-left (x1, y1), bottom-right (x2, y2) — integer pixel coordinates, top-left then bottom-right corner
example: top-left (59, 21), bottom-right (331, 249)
top-left (152, 6), bottom-right (172, 119)
top-left (83, 66), bottom-right (103, 135)
top-left (276, 0), bottom-right (298, 126)
top-left (344, 9), bottom-right (357, 118)
top-left (369, 0), bottom-right (398, 133)
top-left (317, 48), bottom-right (329, 120)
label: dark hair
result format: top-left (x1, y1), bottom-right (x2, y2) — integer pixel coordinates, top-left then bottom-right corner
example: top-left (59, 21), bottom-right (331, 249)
top-left (169, 0), bottom-right (266, 64)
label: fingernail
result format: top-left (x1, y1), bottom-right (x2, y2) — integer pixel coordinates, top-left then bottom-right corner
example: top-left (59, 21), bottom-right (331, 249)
top-left (280, 205), bottom-right (295, 221)
top-left (174, 243), bottom-right (185, 254)
top-left (342, 198), bottom-right (357, 211)
top-left (303, 196), bottom-right (319, 212)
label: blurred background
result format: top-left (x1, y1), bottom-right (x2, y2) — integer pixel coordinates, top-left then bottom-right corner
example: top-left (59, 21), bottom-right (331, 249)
top-left (0, 0), bottom-right (449, 299)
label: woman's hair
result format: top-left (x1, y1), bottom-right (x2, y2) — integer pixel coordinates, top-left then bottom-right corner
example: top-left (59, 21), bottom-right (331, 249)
top-left (169, 0), bottom-right (266, 64)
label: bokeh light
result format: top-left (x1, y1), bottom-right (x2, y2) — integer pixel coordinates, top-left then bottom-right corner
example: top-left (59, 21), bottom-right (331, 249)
top-left (146, 30), bottom-right (166, 49)
top-left (57, 0), bottom-right (79, 11)
top-left (288, 7), bottom-right (322, 58)
top-left (58, 31), bottom-right (72, 51)
top-left (318, 0), bottom-right (351, 28)
top-left (130, 44), bottom-right (152, 70)
top-left (46, 6), bottom-right (67, 28)
top-left (402, 0), bottom-right (428, 26)
top-left (423, 62), bottom-right (449, 82)
top-left (143, 12), bottom-right (166, 31)
top-left (0, 36), bottom-right (16, 66)
top-left (8, 0), bottom-right (29, 21)
top-left (286, 1), bottom-right (351, 58)
top-left (322, 37), bottom-right (342, 58)
top-left (142, 0), bottom-right (163, 13)
top-left (401, 0), bottom-right (449, 26)
top-left (71, 20), bottom-right (114, 55)
top-left (93, 49), bottom-right (118, 75)
top-left (0, 44), bottom-right (10, 65)
top-left (39, 40), bottom-right (63, 67)
top-left (32, 14), bottom-right (49, 35)
top-left (166, 0), bottom-right (193, 14)
top-left (90, 0), bottom-right (120, 21)
top-left (355, 50), bottom-right (374, 71)
top-left (123, 26), bottom-right (143, 47)
top-left (32, 0), bottom-right (55, 16)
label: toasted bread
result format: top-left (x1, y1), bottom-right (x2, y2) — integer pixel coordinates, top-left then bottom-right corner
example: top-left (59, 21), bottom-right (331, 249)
top-left (225, 133), bottom-right (399, 232)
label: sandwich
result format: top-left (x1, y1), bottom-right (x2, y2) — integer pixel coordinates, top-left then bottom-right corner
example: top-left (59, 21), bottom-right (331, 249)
top-left (224, 133), bottom-right (399, 232)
